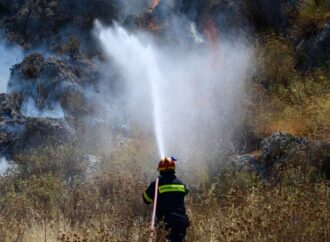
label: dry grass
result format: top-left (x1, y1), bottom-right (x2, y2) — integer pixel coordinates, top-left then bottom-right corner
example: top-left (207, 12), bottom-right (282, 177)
top-left (188, 178), bottom-right (330, 241)
top-left (250, 88), bottom-right (330, 140)
top-left (0, 139), bottom-right (329, 242)
top-left (256, 34), bottom-right (296, 90)
top-left (249, 33), bottom-right (330, 140)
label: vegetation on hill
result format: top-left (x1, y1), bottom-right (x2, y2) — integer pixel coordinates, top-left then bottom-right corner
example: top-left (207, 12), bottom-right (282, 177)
top-left (0, 0), bottom-right (329, 241)
top-left (0, 141), bottom-right (329, 241)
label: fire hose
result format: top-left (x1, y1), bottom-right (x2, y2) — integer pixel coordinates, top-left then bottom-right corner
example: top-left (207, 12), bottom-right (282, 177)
top-left (148, 177), bottom-right (159, 242)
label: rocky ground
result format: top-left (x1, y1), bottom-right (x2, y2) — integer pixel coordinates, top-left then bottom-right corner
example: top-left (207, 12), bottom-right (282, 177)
top-left (232, 132), bottom-right (330, 179)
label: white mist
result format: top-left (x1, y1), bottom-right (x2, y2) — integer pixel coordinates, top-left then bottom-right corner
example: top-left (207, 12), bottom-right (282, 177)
top-left (0, 157), bottom-right (9, 175)
top-left (0, 39), bottom-right (23, 93)
top-left (96, 21), bottom-right (253, 168)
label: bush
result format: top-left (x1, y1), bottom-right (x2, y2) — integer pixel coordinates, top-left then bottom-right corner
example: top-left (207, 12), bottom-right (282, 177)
top-left (256, 34), bottom-right (296, 90)
top-left (295, 0), bottom-right (330, 38)
top-left (249, 68), bottom-right (330, 139)
top-left (250, 32), bottom-right (330, 139)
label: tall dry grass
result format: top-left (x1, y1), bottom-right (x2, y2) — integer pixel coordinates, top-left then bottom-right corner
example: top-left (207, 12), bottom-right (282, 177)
top-left (0, 139), bottom-right (329, 242)
top-left (249, 33), bottom-right (330, 140)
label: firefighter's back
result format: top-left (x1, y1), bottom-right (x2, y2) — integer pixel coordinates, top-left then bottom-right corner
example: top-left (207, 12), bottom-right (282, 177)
top-left (156, 173), bottom-right (188, 218)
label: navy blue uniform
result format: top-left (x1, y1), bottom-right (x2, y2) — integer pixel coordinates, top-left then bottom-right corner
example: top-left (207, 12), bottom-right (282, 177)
top-left (143, 172), bottom-right (189, 242)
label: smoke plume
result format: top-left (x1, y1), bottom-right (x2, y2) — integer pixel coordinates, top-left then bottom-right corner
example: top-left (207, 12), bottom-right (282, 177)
top-left (113, 0), bottom-right (150, 18)
top-left (0, 38), bottom-right (24, 93)
top-left (21, 97), bottom-right (65, 119)
top-left (0, 157), bottom-right (9, 175)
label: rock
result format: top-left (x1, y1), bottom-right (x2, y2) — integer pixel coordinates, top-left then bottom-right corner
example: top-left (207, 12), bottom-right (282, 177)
top-left (8, 117), bottom-right (75, 156)
top-left (0, 93), bottom-right (22, 120)
top-left (260, 132), bottom-right (309, 173)
top-left (0, 120), bottom-right (24, 155)
top-left (233, 132), bottom-right (330, 179)
top-left (297, 21), bottom-right (330, 69)
top-left (23, 117), bottom-right (75, 147)
top-left (0, 93), bottom-right (24, 154)
top-left (4, 0), bottom-right (68, 47)
top-left (0, 51), bottom-right (98, 157)
top-left (8, 53), bottom-right (96, 118)
top-left (1, 0), bottom-right (116, 50)
top-left (0, 93), bottom-right (76, 156)
top-left (230, 154), bottom-right (262, 173)
top-left (20, 53), bottom-right (45, 79)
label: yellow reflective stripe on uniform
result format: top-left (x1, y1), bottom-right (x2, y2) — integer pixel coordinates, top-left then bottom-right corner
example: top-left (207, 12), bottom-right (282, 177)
top-left (143, 191), bottom-right (153, 203)
top-left (159, 184), bottom-right (185, 194)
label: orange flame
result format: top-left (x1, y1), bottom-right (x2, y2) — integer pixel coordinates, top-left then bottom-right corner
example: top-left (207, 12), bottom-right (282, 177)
top-left (151, 0), bottom-right (160, 11)
top-left (202, 15), bottom-right (219, 44)
top-left (147, 0), bottom-right (161, 31)
top-left (202, 14), bottom-right (221, 68)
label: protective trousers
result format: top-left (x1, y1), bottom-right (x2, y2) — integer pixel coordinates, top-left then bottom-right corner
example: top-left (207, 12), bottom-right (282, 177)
top-left (164, 212), bottom-right (187, 242)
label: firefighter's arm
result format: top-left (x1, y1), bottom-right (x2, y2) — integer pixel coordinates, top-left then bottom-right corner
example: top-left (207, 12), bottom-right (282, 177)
top-left (142, 181), bottom-right (155, 204)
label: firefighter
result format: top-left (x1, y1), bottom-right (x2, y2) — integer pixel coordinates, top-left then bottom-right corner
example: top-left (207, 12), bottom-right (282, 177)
top-left (143, 156), bottom-right (189, 242)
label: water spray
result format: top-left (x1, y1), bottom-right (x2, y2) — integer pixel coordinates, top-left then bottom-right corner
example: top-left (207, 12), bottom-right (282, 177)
top-left (97, 21), bottom-right (166, 158)
top-left (146, 53), bottom-right (166, 157)
top-left (97, 18), bottom-right (252, 174)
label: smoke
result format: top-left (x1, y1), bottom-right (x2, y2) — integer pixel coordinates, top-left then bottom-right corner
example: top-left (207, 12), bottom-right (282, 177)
top-left (0, 38), bottom-right (24, 93)
top-left (21, 97), bottom-right (65, 119)
top-left (0, 157), bottom-right (10, 175)
top-left (96, 23), bottom-right (253, 166)
top-left (113, 0), bottom-right (150, 18)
